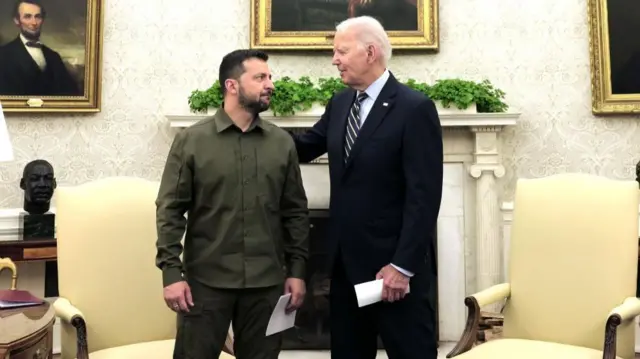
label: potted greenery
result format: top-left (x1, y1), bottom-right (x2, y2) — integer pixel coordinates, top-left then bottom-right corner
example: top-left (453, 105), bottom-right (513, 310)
top-left (405, 78), bottom-right (508, 114)
top-left (268, 76), bottom-right (323, 117)
top-left (187, 76), bottom-right (507, 116)
top-left (187, 81), bottom-right (223, 115)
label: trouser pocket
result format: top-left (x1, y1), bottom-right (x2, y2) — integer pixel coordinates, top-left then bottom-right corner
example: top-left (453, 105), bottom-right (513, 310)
top-left (174, 301), bottom-right (231, 359)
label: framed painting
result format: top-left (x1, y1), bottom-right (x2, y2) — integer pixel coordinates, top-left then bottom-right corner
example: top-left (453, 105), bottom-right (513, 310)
top-left (588, 0), bottom-right (640, 115)
top-left (0, 0), bottom-right (104, 113)
top-left (250, 0), bottom-right (439, 51)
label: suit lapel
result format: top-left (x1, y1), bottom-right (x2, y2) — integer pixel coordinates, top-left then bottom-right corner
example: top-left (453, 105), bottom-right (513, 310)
top-left (8, 38), bottom-right (42, 75)
top-left (343, 75), bottom-right (399, 171)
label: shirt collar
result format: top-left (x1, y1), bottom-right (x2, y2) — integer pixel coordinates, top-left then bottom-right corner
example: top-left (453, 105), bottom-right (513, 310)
top-left (213, 105), bottom-right (269, 133)
top-left (360, 69), bottom-right (390, 101)
top-left (20, 34), bottom-right (41, 46)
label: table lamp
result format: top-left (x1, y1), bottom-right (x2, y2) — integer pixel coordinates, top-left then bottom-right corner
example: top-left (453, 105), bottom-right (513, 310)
top-left (0, 101), bottom-right (13, 163)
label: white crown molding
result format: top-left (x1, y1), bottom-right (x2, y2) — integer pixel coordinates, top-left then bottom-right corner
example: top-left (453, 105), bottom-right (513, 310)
top-left (165, 112), bottom-right (521, 129)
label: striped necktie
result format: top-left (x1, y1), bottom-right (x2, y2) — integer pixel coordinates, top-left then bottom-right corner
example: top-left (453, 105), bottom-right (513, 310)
top-left (344, 91), bottom-right (368, 162)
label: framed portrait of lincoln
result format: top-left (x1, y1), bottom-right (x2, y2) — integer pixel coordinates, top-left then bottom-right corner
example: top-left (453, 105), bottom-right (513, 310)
top-left (0, 0), bottom-right (104, 113)
top-left (250, 0), bottom-right (439, 51)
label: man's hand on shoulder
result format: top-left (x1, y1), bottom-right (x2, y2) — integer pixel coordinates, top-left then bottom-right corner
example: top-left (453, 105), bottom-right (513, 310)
top-left (376, 264), bottom-right (410, 303)
top-left (284, 277), bottom-right (306, 313)
top-left (163, 281), bottom-right (194, 313)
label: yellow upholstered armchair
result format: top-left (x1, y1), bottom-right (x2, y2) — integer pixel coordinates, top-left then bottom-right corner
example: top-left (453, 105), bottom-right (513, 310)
top-left (52, 177), bottom-right (234, 359)
top-left (448, 173), bottom-right (640, 359)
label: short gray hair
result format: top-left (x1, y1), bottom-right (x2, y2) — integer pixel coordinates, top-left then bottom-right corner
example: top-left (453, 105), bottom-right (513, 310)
top-left (335, 16), bottom-right (392, 66)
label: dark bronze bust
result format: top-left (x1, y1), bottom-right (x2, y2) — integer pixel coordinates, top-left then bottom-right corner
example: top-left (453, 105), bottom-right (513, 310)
top-left (19, 159), bottom-right (57, 215)
top-left (18, 160), bottom-right (57, 240)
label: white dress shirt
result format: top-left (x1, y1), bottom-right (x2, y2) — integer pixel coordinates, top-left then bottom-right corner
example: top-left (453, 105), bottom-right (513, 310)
top-left (20, 34), bottom-right (46, 71)
top-left (356, 69), bottom-right (414, 278)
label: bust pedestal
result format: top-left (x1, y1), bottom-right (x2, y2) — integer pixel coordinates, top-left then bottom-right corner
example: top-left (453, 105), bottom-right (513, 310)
top-left (19, 213), bottom-right (55, 241)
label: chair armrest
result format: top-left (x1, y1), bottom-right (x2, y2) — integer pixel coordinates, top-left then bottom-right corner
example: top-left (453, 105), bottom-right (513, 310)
top-left (609, 297), bottom-right (640, 322)
top-left (54, 297), bottom-right (84, 322)
top-left (602, 297), bottom-right (640, 359)
top-left (447, 283), bottom-right (511, 358)
top-left (54, 297), bottom-right (89, 359)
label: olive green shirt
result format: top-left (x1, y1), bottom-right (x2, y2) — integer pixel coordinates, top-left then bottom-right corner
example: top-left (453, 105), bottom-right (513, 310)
top-left (155, 108), bottom-right (309, 289)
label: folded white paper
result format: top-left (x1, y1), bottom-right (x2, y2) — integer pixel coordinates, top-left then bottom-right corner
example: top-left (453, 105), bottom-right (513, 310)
top-left (354, 279), bottom-right (410, 307)
top-left (265, 293), bottom-right (297, 336)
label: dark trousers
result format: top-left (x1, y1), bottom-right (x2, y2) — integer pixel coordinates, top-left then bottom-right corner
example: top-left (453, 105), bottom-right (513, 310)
top-left (329, 255), bottom-right (438, 359)
top-left (173, 279), bottom-right (284, 359)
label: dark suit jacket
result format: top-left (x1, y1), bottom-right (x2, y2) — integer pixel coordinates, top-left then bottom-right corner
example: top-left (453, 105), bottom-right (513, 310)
top-left (0, 37), bottom-right (80, 96)
top-left (293, 73), bottom-right (443, 284)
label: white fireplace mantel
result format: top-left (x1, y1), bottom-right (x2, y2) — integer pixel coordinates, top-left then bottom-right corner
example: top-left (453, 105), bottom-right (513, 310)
top-left (166, 112), bottom-right (519, 129)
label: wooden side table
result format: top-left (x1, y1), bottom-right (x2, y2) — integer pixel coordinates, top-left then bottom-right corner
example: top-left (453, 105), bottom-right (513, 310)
top-left (0, 239), bottom-right (57, 263)
top-left (0, 301), bottom-right (55, 358)
top-left (0, 257), bottom-right (56, 358)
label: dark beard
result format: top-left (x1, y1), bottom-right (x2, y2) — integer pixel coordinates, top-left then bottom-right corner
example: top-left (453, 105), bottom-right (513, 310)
top-left (21, 29), bottom-right (40, 41)
top-left (238, 88), bottom-right (269, 115)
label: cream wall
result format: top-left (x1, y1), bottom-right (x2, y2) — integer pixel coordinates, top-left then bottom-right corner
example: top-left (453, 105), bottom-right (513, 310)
top-left (1, 0), bottom-right (640, 207)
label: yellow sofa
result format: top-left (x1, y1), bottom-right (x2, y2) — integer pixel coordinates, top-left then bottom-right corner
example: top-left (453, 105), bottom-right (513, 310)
top-left (53, 177), bottom-right (234, 359)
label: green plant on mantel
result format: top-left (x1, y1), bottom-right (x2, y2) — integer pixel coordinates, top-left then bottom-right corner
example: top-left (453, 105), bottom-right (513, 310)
top-left (423, 78), bottom-right (508, 113)
top-left (188, 76), bottom-right (508, 115)
top-left (188, 81), bottom-right (223, 110)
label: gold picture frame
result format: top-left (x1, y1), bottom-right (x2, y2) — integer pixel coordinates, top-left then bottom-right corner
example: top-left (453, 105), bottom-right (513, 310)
top-left (0, 0), bottom-right (104, 113)
top-left (587, 0), bottom-right (640, 115)
top-left (250, 0), bottom-right (439, 51)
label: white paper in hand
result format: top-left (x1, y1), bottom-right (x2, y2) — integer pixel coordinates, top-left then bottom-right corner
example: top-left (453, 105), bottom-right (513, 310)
top-left (354, 279), bottom-right (410, 307)
top-left (265, 293), bottom-right (297, 336)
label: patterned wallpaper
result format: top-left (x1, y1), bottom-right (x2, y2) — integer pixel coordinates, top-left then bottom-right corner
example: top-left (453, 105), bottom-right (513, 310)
top-left (1, 0), bottom-right (640, 209)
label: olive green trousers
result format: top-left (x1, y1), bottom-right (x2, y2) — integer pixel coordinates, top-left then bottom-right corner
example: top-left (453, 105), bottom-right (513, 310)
top-left (173, 280), bottom-right (284, 359)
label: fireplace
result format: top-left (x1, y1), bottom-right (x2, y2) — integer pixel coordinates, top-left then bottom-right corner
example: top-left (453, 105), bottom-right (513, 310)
top-left (282, 209), bottom-right (331, 349)
top-left (281, 209), bottom-right (438, 350)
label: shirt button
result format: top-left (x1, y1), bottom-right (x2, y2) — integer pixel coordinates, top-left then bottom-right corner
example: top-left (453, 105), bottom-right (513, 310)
top-left (242, 155), bottom-right (248, 160)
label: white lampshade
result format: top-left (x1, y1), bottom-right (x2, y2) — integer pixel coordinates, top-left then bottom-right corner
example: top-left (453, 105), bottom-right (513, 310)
top-left (0, 101), bottom-right (14, 162)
